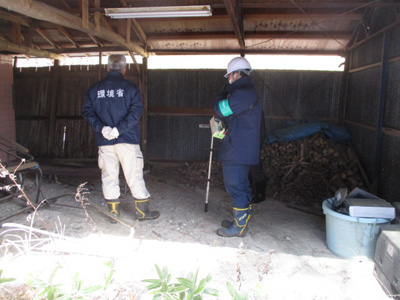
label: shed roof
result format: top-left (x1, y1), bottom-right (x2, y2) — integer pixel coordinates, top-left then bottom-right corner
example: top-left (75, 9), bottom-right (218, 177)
top-left (0, 0), bottom-right (399, 60)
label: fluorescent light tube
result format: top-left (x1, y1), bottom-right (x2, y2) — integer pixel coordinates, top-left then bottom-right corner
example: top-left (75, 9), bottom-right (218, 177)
top-left (105, 5), bottom-right (212, 19)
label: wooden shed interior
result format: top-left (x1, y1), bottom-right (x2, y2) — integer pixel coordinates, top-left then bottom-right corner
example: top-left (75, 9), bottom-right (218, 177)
top-left (0, 0), bottom-right (400, 204)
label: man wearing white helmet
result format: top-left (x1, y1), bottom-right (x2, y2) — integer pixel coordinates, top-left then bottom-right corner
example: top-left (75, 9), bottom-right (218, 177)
top-left (213, 56), bottom-right (263, 237)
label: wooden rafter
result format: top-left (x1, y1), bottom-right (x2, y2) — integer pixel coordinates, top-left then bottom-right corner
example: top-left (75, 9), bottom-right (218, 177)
top-left (223, 0), bottom-right (245, 49)
top-left (129, 51), bottom-right (141, 75)
top-left (57, 25), bottom-right (80, 48)
top-left (0, 0), bottom-right (147, 57)
top-left (36, 27), bottom-right (61, 49)
top-left (88, 34), bottom-right (104, 47)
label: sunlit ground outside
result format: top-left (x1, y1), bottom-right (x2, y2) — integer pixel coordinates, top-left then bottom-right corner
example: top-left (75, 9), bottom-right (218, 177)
top-left (14, 54), bottom-right (345, 71)
top-left (0, 231), bottom-right (386, 300)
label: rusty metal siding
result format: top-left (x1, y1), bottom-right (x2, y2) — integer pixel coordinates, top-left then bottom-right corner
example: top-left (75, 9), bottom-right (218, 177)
top-left (350, 37), bottom-right (383, 70)
top-left (147, 69), bottom-right (342, 161)
top-left (253, 71), bottom-right (342, 126)
top-left (345, 123), bottom-right (376, 179)
top-left (381, 134), bottom-right (400, 201)
top-left (389, 25), bottom-right (400, 59)
top-left (148, 69), bottom-right (225, 108)
top-left (147, 115), bottom-right (211, 161)
top-left (13, 67), bottom-right (342, 161)
top-left (344, 22), bottom-right (400, 203)
top-left (384, 61), bottom-right (400, 130)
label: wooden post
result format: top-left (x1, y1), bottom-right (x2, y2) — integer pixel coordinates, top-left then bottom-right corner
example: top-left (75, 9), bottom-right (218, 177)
top-left (98, 51), bottom-right (102, 81)
top-left (140, 57), bottom-right (148, 159)
top-left (47, 59), bottom-right (60, 158)
top-left (337, 53), bottom-right (349, 125)
top-left (371, 32), bottom-right (389, 194)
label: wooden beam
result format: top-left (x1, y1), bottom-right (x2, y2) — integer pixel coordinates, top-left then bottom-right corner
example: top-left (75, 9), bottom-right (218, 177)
top-left (148, 107), bottom-right (214, 116)
top-left (147, 31), bottom-right (351, 41)
top-left (0, 39), bottom-right (64, 59)
top-left (0, 11), bottom-right (30, 26)
top-left (148, 48), bottom-right (345, 56)
top-left (223, 0), bottom-right (245, 49)
top-left (0, 0), bottom-right (147, 57)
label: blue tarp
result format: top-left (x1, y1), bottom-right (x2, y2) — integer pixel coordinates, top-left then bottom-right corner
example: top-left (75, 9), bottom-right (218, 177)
top-left (265, 121), bottom-right (350, 144)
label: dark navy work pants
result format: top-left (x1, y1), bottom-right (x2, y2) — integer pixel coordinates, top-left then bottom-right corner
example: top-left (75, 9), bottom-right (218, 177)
top-left (222, 163), bottom-right (251, 208)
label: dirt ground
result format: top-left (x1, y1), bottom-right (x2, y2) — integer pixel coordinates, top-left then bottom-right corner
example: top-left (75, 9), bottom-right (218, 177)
top-left (0, 162), bottom-right (393, 300)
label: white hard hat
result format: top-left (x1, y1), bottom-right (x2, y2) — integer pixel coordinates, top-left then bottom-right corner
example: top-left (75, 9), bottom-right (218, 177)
top-left (224, 57), bottom-right (252, 78)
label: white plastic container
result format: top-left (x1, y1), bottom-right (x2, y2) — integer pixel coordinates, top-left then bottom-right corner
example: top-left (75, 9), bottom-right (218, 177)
top-left (322, 198), bottom-right (393, 260)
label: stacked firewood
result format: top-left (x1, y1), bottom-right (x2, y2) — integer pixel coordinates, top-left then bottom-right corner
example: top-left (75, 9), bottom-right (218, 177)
top-left (174, 132), bottom-right (367, 207)
top-left (261, 132), bottom-right (368, 205)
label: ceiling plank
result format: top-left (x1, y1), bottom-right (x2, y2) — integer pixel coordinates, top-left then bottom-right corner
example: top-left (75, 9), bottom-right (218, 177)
top-left (223, 0), bottom-right (245, 49)
top-left (0, 0), bottom-right (147, 57)
top-left (0, 39), bottom-right (64, 59)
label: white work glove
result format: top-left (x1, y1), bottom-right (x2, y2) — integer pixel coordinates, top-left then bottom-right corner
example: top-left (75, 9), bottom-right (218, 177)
top-left (109, 127), bottom-right (119, 139)
top-left (101, 126), bottom-right (116, 140)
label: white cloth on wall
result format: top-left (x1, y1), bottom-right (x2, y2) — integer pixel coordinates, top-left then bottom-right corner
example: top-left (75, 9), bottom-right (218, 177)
top-left (98, 143), bottom-right (150, 200)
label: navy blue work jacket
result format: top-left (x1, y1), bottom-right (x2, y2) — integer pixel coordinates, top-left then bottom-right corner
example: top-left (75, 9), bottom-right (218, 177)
top-left (214, 76), bottom-right (262, 165)
top-left (82, 71), bottom-right (142, 146)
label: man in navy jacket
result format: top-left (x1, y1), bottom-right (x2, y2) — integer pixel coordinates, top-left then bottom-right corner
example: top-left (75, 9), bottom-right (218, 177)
top-left (214, 57), bottom-right (262, 237)
top-left (82, 54), bottom-right (159, 222)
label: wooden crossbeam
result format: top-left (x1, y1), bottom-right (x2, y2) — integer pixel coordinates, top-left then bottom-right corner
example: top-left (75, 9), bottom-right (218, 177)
top-left (0, 39), bottom-right (63, 59)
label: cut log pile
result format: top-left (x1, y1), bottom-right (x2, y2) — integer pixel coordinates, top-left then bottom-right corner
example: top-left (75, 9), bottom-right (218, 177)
top-left (174, 132), bottom-right (368, 207)
top-left (261, 132), bottom-right (368, 205)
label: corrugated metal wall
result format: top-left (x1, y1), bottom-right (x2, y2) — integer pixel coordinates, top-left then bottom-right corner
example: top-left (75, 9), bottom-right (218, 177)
top-left (344, 22), bottom-right (400, 202)
top-left (147, 69), bottom-right (342, 161)
top-left (13, 67), bottom-right (342, 163)
top-left (13, 65), bottom-right (141, 159)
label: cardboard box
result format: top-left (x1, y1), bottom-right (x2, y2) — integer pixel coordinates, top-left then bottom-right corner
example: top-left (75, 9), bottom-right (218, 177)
top-left (374, 228), bottom-right (400, 297)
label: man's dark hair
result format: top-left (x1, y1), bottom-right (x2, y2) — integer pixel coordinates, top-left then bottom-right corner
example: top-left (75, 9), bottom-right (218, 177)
top-left (108, 54), bottom-right (127, 71)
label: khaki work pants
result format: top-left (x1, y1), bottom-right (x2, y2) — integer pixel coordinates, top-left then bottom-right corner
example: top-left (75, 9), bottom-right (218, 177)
top-left (98, 143), bottom-right (150, 200)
